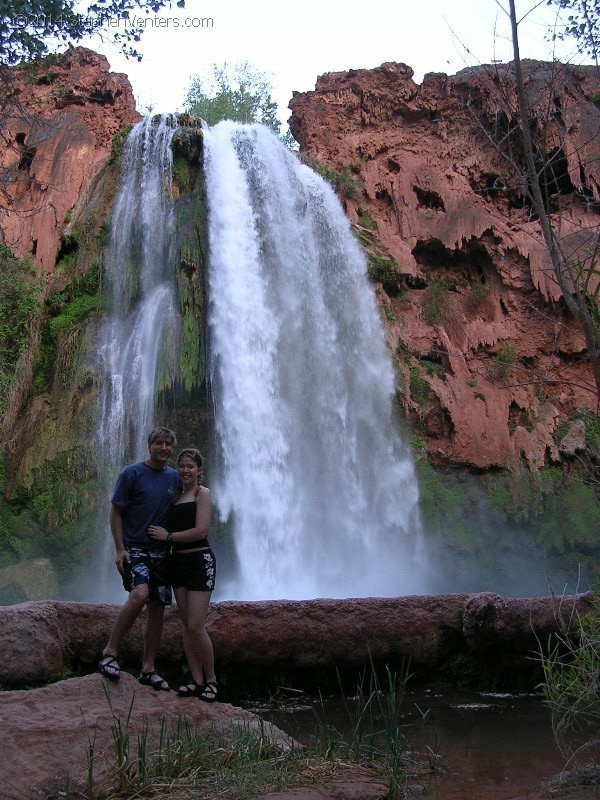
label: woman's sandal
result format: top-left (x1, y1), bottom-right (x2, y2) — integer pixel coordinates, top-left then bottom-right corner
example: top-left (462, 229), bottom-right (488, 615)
top-left (199, 681), bottom-right (218, 703)
top-left (138, 670), bottom-right (170, 691)
top-left (98, 654), bottom-right (120, 681)
top-left (177, 681), bottom-right (203, 697)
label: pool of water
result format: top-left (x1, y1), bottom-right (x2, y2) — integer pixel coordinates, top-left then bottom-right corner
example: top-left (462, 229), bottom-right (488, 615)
top-left (254, 687), bottom-right (570, 799)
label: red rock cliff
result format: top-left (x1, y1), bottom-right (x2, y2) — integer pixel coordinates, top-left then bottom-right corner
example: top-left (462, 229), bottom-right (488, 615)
top-left (289, 61), bottom-right (600, 472)
top-left (0, 47), bottom-right (140, 272)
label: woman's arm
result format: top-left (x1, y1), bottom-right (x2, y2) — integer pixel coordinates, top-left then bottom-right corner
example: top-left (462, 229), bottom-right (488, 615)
top-left (148, 487), bottom-right (213, 543)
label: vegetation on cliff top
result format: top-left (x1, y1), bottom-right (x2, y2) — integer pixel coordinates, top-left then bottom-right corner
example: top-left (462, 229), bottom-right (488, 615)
top-left (0, 0), bottom-right (187, 65)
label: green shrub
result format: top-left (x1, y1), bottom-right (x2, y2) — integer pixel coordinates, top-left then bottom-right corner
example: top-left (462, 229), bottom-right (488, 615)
top-left (34, 266), bottom-right (101, 391)
top-left (409, 365), bottom-right (430, 405)
top-left (357, 207), bottom-right (376, 229)
top-left (304, 157), bottom-right (362, 201)
top-left (0, 246), bottom-right (44, 417)
top-left (367, 253), bottom-right (400, 284)
top-left (110, 123), bottom-right (134, 164)
top-left (423, 276), bottom-right (449, 325)
top-left (492, 343), bottom-right (517, 377)
top-left (539, 578), bottom-right (600, 757)
top-left (466, 280), bottom-right (489, 309)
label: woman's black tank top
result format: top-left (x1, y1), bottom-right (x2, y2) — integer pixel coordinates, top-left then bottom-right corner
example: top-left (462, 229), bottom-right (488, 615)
top-left (168, 501), bottom-right (210, 552)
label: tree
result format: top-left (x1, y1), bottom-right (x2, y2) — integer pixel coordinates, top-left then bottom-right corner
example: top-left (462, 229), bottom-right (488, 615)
top-left (184, 61), bottom-right (280, 133)
top-left (0, 0), bottom-right (184, 65)
top-left (460, 3), bottom-right (600, 404)
top-left (547, 0), bottom-right (599, 63)
top-left (508, 0), bottom-right (600, 401)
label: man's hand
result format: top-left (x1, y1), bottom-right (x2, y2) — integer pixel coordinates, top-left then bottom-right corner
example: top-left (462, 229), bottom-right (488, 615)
top-left (148, 525), bottom-right (168, 542)
top-left (114, 548), bottom-right (129, 575)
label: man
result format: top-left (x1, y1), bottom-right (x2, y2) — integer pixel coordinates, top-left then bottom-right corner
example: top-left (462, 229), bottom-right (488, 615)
top-left (98, 427), bottom-right (180, 690)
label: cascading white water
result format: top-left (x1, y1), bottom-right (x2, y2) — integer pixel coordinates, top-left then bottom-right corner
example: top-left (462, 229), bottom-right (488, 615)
top-left (93, 115), bottom-right (180, 598)
top-left (204, 121), bottom-right (429, 600)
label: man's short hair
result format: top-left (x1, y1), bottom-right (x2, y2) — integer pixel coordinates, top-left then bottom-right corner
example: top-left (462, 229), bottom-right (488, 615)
top-left (147, 427), bottom-right (177, 446)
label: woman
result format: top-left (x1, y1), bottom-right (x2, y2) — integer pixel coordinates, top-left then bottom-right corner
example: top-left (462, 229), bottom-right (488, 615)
top-left (148, 447), bottom-right (218, 702)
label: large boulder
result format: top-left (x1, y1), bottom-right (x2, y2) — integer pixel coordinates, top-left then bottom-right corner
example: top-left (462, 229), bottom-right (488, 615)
top-left (0, 672), bottom-right (295, 800)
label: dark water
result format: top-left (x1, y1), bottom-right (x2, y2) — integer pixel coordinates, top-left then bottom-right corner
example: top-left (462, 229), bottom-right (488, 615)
top-left (256, 688), bottom-right (569, 799)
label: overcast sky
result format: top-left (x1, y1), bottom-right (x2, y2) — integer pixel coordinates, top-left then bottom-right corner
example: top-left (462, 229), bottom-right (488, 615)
top-left (86, 0), bottom-right (582, 127)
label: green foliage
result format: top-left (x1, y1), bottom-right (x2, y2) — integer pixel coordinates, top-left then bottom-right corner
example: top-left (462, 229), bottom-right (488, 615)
top-left (547, 0), bottom-right (600, 60)
top-left (538, 578), bottom-right (600, 757)
top-left (303, 157), bottom-right (362, 202)
top-left (0, 245), bottom-right (44, 417)
top-left (557, 409), bottom-right (600, 460)
top-left (367, 252), bottom-right (400, 284)
top-left (34, 265), bottom-right (100, 390)
top-left (12, 448), bottom-right (96, 532)
top-left (417, 460), bottom-right (469, 533)
top-left (172, 155), bottom-right (190, 193)
top-left (408, 365), bottom-right (430, 405)
top-left (76, 698), bottom-right (334, 800)
top-left (492, 343), bottom-right (517, 377)
top-left (538, 479), bottom-right (600, 552)
top-left (312, 662), bottom-right (422, 798)
top-left (0, 1), bottom-right (183, 65)
top-left (110, 123), bottom-right (134, 164)
top-left (47, 294), bottom-right (98, 337)
top-left (466, 280), bottom-right (490, 309)
top-left (420, 351), bottom-right (446, 378)
top-left (174, 186), bottom-right (207, 392)
top-left (184, 61), bottom-right (280, 132)
top-left (357, 207), bottom-right (376, 229)
top-left (396, 338), bottom-right (414, 363)
top-left (423, 276), bottom-right (449, 325)
top-left (0, 498), bottom-right (43, 567)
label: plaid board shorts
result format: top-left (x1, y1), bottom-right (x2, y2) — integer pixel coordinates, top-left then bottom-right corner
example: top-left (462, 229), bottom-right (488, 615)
top-left (122, 546), bottom-right (172, 606)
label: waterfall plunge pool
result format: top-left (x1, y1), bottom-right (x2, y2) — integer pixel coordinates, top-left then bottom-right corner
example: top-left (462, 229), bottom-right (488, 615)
top-left (251, 688), bottom-right (576, 800)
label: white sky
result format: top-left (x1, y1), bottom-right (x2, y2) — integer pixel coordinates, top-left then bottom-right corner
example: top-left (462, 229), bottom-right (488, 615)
top-left (85, 0), bottom-right (583, 127)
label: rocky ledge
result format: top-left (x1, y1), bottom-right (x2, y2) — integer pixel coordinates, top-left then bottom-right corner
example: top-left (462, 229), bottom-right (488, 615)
top-left (0, 593), bottom-right (592, 799)
top-left (1, 593), bottom-right (591, 689)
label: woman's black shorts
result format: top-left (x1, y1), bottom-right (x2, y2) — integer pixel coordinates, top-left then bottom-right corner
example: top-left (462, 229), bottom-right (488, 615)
top-left (170, 549), bottom-right (216, 592)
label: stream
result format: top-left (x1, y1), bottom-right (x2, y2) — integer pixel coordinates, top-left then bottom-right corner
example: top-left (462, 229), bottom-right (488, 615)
top-left (256, 688), bottom-right (570, 799)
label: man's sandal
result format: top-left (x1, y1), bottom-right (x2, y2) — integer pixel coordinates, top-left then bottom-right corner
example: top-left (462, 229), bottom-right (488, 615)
top-left (98, 654), bottom-right (120, 681)
top-left (138, 670), bottom-right (170, 691)
top-left (178, 681), bottom-right (203, 697)
top-left (199, 681), bottom-right (218, 703)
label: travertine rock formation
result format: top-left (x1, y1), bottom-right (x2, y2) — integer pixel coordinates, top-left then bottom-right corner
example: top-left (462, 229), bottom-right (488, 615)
top-left (0, 595), bottom-right (591, 797)
top-left (289, 61), bottom-right (600, 471)
top-left (0, 47), bottom-right (139, 272)
top-left (0, 595), bottom-right (591, 688)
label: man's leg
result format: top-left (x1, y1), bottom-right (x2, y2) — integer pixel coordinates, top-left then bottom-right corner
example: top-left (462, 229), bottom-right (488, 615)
top-left (104, 583), bottom-right (149, 657)
top-left (141, 600), bottom-right (165, 674)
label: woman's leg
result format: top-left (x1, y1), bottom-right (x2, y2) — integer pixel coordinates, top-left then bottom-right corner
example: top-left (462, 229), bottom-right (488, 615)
top-left (174, 586), bottom-right (205, 685)
top-left (182, 589), bottom-right (215, 685)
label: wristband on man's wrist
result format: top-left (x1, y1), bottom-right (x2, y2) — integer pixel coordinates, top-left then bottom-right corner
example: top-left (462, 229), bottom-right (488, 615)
top-left (167, 530), bottom-right (173, 544)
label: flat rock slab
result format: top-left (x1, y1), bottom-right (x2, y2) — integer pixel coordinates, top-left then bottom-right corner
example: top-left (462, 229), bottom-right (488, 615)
top-left (0, 672), bottom-right (290, 800)
top-left (0, 673), bottom-right (387, 800)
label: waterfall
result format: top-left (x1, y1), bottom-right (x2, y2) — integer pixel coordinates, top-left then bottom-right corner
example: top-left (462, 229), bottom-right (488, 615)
top-left (93, 115), bottom-right (180, 599)
top-left (204, 121), bottom-right (427, 600)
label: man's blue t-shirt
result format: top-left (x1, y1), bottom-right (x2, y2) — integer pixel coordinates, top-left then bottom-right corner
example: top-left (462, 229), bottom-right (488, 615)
top-left (111, 461), bottom-right (180, 549)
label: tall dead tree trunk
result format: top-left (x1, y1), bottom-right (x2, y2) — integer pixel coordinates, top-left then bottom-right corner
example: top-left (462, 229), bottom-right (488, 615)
top-left (508, 0), bottom-right (600, 403)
